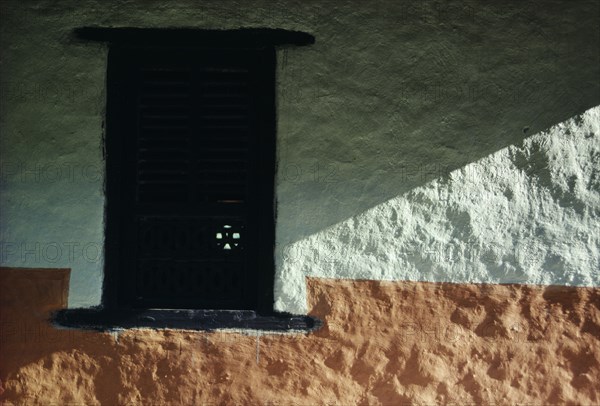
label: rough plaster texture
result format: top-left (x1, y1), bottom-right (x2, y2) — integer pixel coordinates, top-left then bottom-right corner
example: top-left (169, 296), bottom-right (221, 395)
top-left (0, 0), bottom-right (599, 310)
top-left (1, 269), bottom-right (600, 405)
top-left (277, 107), bottom-right (600, 313)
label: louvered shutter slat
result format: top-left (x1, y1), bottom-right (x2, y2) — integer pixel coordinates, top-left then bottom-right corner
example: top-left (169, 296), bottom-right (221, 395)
top-left (119, 50), bottom-right (265, 309)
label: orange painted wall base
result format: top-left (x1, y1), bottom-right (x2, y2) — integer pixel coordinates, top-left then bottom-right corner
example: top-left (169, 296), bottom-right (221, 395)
top-left (1, 267), bottom-right (599, 404)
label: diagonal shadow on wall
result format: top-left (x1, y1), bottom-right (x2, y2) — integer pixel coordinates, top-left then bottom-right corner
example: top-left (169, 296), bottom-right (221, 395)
top-left (274, 105), bottom-right (599, 313)
top-left (275, 0), bottom-right (600, 247)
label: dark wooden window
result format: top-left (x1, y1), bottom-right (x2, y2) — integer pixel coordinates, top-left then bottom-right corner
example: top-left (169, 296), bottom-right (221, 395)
top-left (54, 29), bottom-right (319, 330)
top-left (106, 46), bottom-right (276, 310)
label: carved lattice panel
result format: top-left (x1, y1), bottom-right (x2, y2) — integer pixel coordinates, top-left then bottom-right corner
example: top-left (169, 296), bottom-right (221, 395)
top-left (137, 259), bottom-right (244, 305)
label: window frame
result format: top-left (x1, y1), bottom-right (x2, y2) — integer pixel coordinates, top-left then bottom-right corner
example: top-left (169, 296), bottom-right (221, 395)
top-left (53, 28), bottom-right (319, 331)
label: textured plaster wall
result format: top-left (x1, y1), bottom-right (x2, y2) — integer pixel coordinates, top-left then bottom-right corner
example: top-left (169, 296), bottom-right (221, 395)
top-left (0, 0), bottom-right (599, 311)
top-left (278, 107), bottom-right (600, 313)
top-left (2, 269), bottom-right (600, 405)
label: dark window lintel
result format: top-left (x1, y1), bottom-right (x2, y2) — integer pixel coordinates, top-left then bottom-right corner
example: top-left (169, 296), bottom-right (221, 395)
top-left (74, 27), bottom-right (315, 48)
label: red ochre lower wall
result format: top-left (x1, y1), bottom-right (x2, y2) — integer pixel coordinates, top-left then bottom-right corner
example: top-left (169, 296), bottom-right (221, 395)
top-left (1, 267), bottom-right (599, 405)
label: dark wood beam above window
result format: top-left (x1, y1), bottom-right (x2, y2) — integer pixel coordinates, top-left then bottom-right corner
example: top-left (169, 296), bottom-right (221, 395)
top-left (73, 27), bottom-right (315, 48)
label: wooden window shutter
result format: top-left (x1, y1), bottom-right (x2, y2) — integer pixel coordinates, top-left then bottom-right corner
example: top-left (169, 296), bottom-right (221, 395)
top-left (109, 47), bottom-right (275, 310)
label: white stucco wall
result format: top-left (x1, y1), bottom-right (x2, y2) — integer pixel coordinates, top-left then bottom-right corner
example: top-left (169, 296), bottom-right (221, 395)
top-left (0, 0), bottom-right (598, 312)
top-left (276, 107), bottom-right (600, 313)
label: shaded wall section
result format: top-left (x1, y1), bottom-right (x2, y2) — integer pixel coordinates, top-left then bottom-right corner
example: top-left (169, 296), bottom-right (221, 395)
top-left (1, 267), bottom-right (599, 404)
